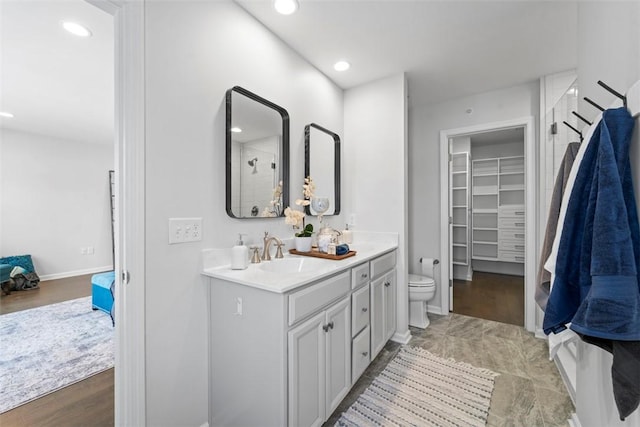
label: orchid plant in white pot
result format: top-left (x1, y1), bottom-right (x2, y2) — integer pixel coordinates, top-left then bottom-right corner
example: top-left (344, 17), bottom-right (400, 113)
top-left (285, 176), bottom-right (315, 252)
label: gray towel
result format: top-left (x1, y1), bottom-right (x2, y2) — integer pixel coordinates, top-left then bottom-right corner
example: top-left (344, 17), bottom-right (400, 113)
top-left (535, 142), bottom-right (581, 310)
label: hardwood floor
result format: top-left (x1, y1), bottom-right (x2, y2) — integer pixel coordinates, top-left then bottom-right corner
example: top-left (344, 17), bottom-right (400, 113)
top-left (452, 271), bottom-right (524, 326)
top-left (0, 273), bottom-right (95, 314)
top-left (0, 273), bottom-right (114, 427)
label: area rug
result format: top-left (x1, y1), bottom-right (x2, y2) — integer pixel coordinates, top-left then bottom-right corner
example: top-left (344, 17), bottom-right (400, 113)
top-left (0, 296), bottom-right (114, 413)
top-left (336, 346), bottom-right (498, 427)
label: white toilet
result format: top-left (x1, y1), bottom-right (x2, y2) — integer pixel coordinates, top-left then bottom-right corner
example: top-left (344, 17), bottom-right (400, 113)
top-left (408, 274), bottom-right (436, 328)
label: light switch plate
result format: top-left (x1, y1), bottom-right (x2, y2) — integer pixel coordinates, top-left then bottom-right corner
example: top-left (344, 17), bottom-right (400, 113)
top-left (169, 218), bottom-right (203, 244)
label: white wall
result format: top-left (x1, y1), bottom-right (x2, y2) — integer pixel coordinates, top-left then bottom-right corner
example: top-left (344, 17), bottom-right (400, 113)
top-left (577, 2), bottom-right (640, 120)
top-left (144, 2), bottom-right (343, 425)
top-left (409, 81), bottom-right (539, 313)
top-left (574, 2), bottom-right (640, 426)
top-left (343, 73), bottom-right (410, 343)
top-left (0, 129), bottom-right (113, 278)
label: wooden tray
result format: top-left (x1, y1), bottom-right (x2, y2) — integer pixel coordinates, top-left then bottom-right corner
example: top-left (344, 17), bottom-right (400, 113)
top-left (289, 249), bottom-right (357, 260)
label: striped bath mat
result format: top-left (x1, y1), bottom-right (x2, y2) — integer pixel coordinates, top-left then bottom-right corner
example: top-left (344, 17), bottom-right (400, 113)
top-left (336, 346), bottom-right (498, 427)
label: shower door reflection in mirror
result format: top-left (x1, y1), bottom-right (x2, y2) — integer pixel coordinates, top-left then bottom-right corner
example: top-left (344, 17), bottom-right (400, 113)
top-left (304, 123), bottom-right (340, 216)
top-left (226, 86), bottom-right (290, 218)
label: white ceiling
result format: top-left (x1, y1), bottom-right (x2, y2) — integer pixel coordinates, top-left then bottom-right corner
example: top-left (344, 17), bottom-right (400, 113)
top-left (0, 0), bottom-right (578, 146)
top-left (237, 0), bottom-right (578, 108)
top-left (0, 0), bottom-right (113, 145)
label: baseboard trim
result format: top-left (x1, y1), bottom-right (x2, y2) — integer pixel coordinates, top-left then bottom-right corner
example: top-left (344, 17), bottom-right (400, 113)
top-left (391, 330), bottom-right (412, 345)
top-left (534, 328), bottom-right (547, 339)
top-left (40, 266), bottom-right (113, 281)
top-left (426, 304), bottom-right (445, 315)
top-left (567, 413), bottom-right (581, 427)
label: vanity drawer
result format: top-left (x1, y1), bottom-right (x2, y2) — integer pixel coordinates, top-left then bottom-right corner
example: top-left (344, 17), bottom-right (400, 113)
top-left (499, 251), bottom-right (525, 263)
top-left (352, 326), bottom-right (371, 384)
top-left (351, 262), bottom-right (370, 289)
top-left (498, 205), bottom-right (525, 217)
top-left (370, 251), bottom-right (396, 279)
top-left (499, 229), bottom-right (525, 241)
top-left (288, 271), bottom-right (351, 326)
top-left (351, 284), bottom-right (370, 337)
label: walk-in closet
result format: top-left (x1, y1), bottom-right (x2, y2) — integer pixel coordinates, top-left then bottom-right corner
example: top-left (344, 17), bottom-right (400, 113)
top-left (450, 128), bottom-right (525, 326)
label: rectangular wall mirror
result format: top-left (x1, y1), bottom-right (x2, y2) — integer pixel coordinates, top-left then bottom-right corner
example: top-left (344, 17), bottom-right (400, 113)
top-left (226, 86), bottom-right (289, 218)
top-left (304, 123), bottom-right (340, 216)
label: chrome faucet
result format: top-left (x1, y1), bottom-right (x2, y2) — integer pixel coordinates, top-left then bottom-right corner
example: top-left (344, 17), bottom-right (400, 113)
top-left (262, 232), bottom-right (284, 261)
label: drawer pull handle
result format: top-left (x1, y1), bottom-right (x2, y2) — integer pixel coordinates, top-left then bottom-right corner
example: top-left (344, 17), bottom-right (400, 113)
top-left (362, 307), bottom-right (368, 313)
top-left (384, 281), bottom-right (391, 287)
top-left (362, 351), bottom-right (369, 357)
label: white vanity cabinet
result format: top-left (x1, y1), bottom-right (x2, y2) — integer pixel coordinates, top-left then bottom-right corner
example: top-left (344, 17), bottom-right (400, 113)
top-left (370, 252), bottom-right (397, 358)
top-left (288, 295), bottom-right (350, 427)
top-left (205, 247), bottom-right (397, 427)
top-left (350, 267), bottom-right (371, 383)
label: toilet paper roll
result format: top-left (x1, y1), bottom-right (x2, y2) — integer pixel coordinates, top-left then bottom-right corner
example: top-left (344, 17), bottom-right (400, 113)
top-left (420, 258), bottom-right (438, 278)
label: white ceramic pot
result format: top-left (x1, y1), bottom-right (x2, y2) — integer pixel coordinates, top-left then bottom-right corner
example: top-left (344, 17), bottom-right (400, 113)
top-left (294, 236), bottom-right (313, 252)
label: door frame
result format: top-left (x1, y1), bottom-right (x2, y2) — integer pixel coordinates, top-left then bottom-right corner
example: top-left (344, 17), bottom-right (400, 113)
top-left (86, 0), bottom-right (146, 424)
top-left (439, 116), bottom-right (536, 332)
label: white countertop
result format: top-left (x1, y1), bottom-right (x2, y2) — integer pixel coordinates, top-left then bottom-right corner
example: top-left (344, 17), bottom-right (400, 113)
top-left (202, 238), bottom-right (397, 293)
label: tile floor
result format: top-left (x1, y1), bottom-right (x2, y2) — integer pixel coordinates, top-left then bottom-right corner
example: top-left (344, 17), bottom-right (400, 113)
top-left (324, 313), bottom-right (575, 427)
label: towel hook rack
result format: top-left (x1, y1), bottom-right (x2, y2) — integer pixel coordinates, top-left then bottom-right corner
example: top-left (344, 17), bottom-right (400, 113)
top-left (563, 121), bottom-right (583, 143)
top-left (584, 97), bottom-right (605, 112)
top-left (572, 111), bottom-right (592, 126)
top-left (598, 80), bottom-right (627, 108)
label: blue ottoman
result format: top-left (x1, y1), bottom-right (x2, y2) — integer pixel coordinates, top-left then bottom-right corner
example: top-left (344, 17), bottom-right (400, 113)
top-left (0, 264), bottom-right (11, 283)
top-left (92, 271), bottom-right (115, 320)
top-left (1, 264), bottom-right (12, 294)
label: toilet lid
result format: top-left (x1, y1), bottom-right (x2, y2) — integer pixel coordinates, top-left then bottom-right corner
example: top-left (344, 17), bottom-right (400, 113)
top-left (409, 274), bottom-right (435, 287)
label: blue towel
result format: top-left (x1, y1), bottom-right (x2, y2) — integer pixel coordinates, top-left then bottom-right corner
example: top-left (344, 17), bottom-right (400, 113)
top-left (543, 107), bottom-right (640, 419)
top-left (336, 244), bottom-right (349, 256)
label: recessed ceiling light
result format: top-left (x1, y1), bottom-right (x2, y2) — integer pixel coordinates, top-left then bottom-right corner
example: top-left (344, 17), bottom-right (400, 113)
top-left (274, 0), bottom-right (299, 15)
top-left (334, 61), bottom-right (350, 72)
top-left (231, 127), bottom-right (242, 133)
top-left (62, 21), bottom-right (92, 37)
top-left (0, 111), bottom-right (14, 118)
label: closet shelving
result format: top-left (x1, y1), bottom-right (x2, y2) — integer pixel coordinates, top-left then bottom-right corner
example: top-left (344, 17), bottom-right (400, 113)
top-left (472, 155), bottom-right (525, 263)
top-left (451, 153), bottom-right (470, 266)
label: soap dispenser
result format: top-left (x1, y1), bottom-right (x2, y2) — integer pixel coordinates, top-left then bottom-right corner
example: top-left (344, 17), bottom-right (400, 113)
top-left (342, 224), bottom-right (353, 244)
top-left (231, 234), bottom-right (249, 270)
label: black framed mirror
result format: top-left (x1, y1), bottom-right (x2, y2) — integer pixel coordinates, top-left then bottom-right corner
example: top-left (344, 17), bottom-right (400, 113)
top-left (304, 123), bottom-right (340, 216)
top-left (226, 86), bottom-right (289, 218)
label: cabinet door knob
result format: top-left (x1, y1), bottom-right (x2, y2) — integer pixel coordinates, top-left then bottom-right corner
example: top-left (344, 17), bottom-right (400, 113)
top-left (384, 281), bottom-right (391, 287)
top-left (362, 307), bottom-right (368, 313)
top-left (361, 273), bottom-right (368, 279)
top-left (322, 324), bottom-right (330, 332)
top-left (362, 351), bottom-right (368, 357)
top-left (328, 321), bottom-right (334, 330)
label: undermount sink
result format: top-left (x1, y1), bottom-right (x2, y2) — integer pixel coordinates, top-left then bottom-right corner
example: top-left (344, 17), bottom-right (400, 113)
top-left (259, 257), bottom-right (327, 274)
